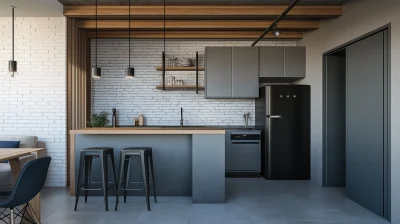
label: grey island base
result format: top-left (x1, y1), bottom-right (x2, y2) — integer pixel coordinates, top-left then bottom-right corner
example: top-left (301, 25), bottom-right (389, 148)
top-left (69, 127), bottom-right (226, 203)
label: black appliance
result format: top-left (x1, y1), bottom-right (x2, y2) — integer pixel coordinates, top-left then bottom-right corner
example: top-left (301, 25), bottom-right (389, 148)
top-left (225, 130), bottom-right (261, 177)
top-left (255, 85), bottom-right (310, 180)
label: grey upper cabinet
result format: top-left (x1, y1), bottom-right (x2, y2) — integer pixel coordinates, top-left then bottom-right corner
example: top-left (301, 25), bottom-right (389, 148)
top-left (285, 46), bottom-right (306, 78)
top-left (259, 46), bottom-right (306, 81)
top-left (205, 47), bottom-right (232, 98)
top-left (259, 47), bottom-right (284, 78)
top-left (205, 47), bottom-right (259, 99)
top-left (232, 47), bottom-right (259, 98)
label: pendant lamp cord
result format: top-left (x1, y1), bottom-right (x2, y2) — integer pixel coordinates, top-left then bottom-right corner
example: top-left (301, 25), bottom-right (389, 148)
top-left (12, 7), bottom-right (14, 61)
top-left (95, 0), bottom-right (98, 68)
top-left (128, 0), bottom-right (131, 68)
top-left (164, 0), bottom-right (166, 54)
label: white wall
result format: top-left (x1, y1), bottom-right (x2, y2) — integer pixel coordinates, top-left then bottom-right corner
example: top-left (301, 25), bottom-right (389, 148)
top-left (297, 0), bottom-right (400, 222)
top-left (0, 17), bottom-right (67, 187)
top-left (91, 40), bottom-right (296, 126)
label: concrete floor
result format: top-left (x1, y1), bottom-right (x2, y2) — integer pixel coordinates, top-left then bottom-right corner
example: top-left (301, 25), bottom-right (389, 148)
top-left (29, 179), bottom-right (394, 223)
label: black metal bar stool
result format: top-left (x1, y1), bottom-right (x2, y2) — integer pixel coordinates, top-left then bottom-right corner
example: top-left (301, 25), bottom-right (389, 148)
top-left (115, 147), bottom-right (157, 211)
top-left (74, 147), bottom-right (117, 211)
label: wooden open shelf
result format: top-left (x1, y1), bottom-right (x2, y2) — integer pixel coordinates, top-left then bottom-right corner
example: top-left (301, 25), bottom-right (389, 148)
top-left (156, 85), bottom-right (204, 90)
top-left (156, 66), bottom-right (204, 71)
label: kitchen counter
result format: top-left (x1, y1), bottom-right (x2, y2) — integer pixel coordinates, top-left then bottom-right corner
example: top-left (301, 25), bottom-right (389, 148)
top-left (70, 127), bottom-right (225, 135)
top-left (69, 127), bottom-right (225, 203)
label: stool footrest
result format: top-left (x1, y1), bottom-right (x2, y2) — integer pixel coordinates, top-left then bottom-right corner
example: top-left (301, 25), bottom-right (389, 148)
top-left (128, 181), bottom-right (153, 184)
top-left (91, 181), bottom-right (114, 184)
top-left (122, 188), bottom-right (145, 191)
top-left (80, 187), bottom-right (103, 191)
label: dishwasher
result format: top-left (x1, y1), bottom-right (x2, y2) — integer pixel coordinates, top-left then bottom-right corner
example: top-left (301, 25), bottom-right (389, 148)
top-left (225, 130), bottom-right (261, 177)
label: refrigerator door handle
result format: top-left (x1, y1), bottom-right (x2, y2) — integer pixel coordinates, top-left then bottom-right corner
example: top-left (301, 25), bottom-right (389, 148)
top-left (266, 115), bottom-right (282, 119)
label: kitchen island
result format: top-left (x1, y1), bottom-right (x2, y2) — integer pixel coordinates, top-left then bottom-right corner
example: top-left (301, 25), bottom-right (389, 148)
top-left (69, 127), bottom-right (226, 203)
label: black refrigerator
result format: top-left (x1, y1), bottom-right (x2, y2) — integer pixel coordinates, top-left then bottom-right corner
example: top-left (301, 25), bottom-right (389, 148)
top-left (255, 85), bottom-right (310, 180)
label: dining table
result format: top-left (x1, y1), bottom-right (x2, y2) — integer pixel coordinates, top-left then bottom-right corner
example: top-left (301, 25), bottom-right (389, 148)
top-left (0, 148), bottom-right (46, 224)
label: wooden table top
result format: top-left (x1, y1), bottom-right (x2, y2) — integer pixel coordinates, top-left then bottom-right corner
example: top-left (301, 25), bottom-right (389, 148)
top-left (0, 148), bottom-right (45, 161)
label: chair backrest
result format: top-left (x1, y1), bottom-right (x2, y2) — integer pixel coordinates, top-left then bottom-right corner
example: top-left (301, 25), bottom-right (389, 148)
top-left (0, 157), bottom-right (51, 208)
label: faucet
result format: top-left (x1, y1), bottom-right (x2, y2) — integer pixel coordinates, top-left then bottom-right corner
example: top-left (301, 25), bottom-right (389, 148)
top-left (243, 112), bottom-right (250, 129)
top-left (112, 108), bottom-right (117, 128)
top-left (180, 107), bottom-right (184, 128)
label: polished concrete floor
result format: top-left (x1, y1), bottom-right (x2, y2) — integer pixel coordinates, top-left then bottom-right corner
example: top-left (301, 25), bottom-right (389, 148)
top-left (16, 178), bottom-right (396, 224)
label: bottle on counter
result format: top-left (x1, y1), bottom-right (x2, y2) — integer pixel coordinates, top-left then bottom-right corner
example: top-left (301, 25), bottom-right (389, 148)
top-left (138, 114), bottom-right (144, 126)
top-left (134, 117), bottom-right (139, 126)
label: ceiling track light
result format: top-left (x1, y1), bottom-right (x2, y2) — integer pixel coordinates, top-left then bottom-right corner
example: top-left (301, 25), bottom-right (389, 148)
top-left (8, 6), bottom-right (17, 78)
top-left (92, 0), bottom-right (101, 78)
top-left (125, 0), bottom-right (134, 78)
top-left (273, 24), bottom-right (281, 37)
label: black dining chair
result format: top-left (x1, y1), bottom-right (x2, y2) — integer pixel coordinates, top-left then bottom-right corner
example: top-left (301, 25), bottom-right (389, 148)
top-left (0, 157), bottom-right (51, 224)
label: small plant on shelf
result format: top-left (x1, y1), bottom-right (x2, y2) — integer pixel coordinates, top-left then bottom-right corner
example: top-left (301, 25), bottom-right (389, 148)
top-left (87, 111), bottom-right (109, 127)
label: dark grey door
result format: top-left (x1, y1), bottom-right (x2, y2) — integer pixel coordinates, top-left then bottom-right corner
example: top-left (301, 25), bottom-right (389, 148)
top-left (259, 47), bottom-right (284, 78)
top-left (232, 47), bottom-right (259, 98)
top-left (346, 32), bottom-right (385, 217)
top-left (205, 47), bottom-right (232, 98)
top-left (325, 53), bottom-right (346, 187)
top-left (284, 47), bottom-right (306, 78)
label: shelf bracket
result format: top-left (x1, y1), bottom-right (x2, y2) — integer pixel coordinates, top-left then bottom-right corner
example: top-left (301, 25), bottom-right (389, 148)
top-left (196, 51), bottom-right (199, 94)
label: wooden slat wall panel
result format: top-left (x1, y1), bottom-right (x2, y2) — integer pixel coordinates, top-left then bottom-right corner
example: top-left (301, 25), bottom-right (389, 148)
top-left (67, 18), bottom-right (91, 191)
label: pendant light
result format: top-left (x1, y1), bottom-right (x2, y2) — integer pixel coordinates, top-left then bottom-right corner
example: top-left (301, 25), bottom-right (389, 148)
top-left (125, 0), bottom-right (134, 78)
top-left (92, 0), bottom-right (101, 78)
top-left (8, 6), bottom-right (17, 78)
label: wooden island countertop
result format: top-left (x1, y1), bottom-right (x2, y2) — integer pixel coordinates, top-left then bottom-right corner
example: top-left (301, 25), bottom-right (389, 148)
top-left (69, 127), bottom-right (226, 135)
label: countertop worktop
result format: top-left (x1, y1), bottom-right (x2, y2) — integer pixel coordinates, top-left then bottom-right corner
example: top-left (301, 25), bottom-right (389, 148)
top-left (70, 127), bottom-right (226, 135)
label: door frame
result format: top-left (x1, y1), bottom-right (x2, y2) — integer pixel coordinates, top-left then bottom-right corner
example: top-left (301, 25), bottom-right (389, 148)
top-left (322, 24), bottom-right (391, 220)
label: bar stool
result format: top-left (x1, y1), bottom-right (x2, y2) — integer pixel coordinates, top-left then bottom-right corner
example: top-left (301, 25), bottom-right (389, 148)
top-left (115, 147), bottom-right (157, 211)
top-left (74, 147), bottom-right (117, 211)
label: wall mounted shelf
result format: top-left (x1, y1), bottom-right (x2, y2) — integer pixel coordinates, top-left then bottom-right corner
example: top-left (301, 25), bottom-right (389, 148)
top-left (156, 85), bottom-right (204, 90)
top-left (159, 52), bottom-right (202, 94)
top-left (156, 66), bottom-right (204, 71)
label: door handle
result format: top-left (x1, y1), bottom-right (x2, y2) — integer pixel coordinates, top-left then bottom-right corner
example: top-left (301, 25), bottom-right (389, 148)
top-left (266, 115), bottom-right (282, 119)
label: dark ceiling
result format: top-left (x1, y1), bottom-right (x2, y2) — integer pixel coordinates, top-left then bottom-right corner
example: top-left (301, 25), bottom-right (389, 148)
top-left (58, 0), bottom-right (350, 6)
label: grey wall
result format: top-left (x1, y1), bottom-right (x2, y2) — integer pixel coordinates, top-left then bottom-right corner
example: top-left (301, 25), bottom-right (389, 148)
top-left (297, 0), bottom-right (400, 222)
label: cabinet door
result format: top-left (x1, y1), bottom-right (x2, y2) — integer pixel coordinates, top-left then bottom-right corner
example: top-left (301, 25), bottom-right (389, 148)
top-left (232, 47), bottom-right (259, 98)
top-left (259, 47), bottom-right (284, 78)
top-left (205, 47), bottom-right (232, 98)
top-left (284, 46), bottom-right (306, 78)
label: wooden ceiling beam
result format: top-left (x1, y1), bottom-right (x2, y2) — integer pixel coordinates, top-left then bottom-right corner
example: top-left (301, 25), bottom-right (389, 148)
top-left (77, 19), bottom-right (319, 31)
top-left (85, 31), bottom-right (303, 39)
top-left (64, 5), bottom-right (342, 18)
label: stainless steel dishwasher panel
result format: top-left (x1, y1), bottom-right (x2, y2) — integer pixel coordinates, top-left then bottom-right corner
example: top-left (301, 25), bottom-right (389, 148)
top-left (225, 132), bottom-right (261, 172)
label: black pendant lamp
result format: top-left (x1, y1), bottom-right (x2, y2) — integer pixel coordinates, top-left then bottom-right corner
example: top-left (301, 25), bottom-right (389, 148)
top-left (8, 6), bottom-right (17, 78)
top-left (125, 0), bottom-right (134, 78)
top-left (92, 0), bottom-right (101, 78)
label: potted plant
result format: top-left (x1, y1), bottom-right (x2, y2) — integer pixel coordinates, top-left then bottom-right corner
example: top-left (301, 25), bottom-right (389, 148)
top-left (87, 111), bottom-right (109, 127)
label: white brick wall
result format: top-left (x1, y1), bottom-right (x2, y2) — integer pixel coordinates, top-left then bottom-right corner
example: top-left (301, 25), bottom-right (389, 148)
top-left (92, 40), bottom-right (296, 126)
top-left (0, 17), bottom-right (67, 187)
